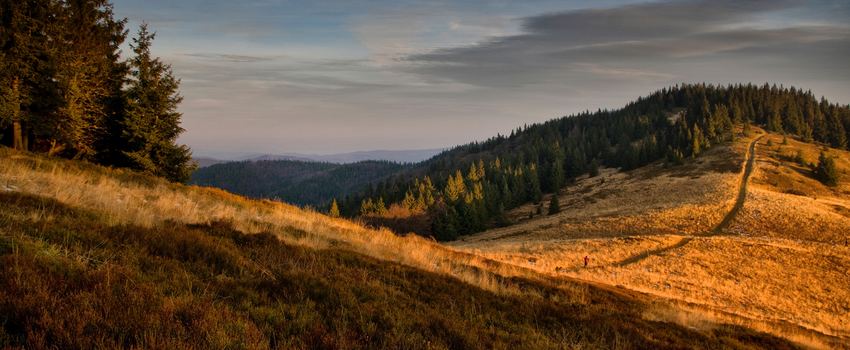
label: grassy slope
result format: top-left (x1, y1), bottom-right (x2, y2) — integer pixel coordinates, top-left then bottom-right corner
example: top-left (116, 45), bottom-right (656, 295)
top-left (452, 128), bottom-right (850, 348)
top-left (0, 149), bottom-right (796, 349)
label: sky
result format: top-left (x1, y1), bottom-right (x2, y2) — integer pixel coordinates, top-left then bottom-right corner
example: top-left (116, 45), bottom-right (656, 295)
top-left (110, 0), bottom-right (850, 158)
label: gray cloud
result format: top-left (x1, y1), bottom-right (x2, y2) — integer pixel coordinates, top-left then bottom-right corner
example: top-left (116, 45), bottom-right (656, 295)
top-left (405, 0), bottom-right (849, 88)
top-left (112, 0), bottom-right (850, 157)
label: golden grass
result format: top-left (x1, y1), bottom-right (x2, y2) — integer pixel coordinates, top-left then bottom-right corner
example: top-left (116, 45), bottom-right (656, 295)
top-left (2, 129), bottom-right (845, 347)
top-left (733, 133), bottom-right (850, 242)
top-left (453, 128), bottom-right (850, 348)
top-left (0, 148), bottom-right (547, 299)
top-left (459, 134), bottom-right (748, 244)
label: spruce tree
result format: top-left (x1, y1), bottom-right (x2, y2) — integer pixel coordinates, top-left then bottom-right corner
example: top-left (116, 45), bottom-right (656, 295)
top-left (548, 194), bottom-right (561, 215)
top-left (815, 152), bottom-right (839, 187)
top-left (588, 158), bottom-right (600, 177)
top-left (0, 0), bottom-right (62, 151)
top-left (50, 0), bottom-right (126, 158)
top-left (691, 125), bottom-right (703, 157)
top-left (328, 199), bottom-right (340, 218)
top-left (119, 24), bottom-right (195, 182)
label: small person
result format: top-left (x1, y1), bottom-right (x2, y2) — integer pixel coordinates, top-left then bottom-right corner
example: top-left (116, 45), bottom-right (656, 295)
top-left (584, 255), bottom-right (589, 267)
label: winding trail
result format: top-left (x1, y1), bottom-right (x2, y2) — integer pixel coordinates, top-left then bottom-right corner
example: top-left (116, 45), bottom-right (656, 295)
top-left (709, 135), bottom-right (763, 235)
top-left (614, 135), bottom-right (763, 267)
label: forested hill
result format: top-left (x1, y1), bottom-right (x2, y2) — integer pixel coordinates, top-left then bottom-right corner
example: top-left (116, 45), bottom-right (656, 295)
top-left (191, 160), bottom-right (407, 206)
top-left (343, 83), bottom-right (850, 240)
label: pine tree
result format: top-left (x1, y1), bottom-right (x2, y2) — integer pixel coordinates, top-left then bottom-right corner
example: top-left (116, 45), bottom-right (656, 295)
top-left (444, 170), bottom-right (466, 202)
top-left (0, 0), bottom-right (62, 151)
top-left (359, 198), bottom-right (374, 216)
top-left (588, 158), bottom-right (600, 177)
top-left (328, 199), bottom-right (340, 218)
top-left (525, 164), bottom-right (542, 203)
top-left (401, 190), bottom-right (417, 210)
top-left (49, 0), bottom-right (126, 158)
top-left (375, 197), bottom-right (388, 216)
top-left (814, 152), bottom-right (839, 187)
top-left (548, 194), bottom-right (561, 215)
top-left (767, 110), bottom-right (783, 133)
top-left (118, 24), bottom-right (195, 182)
top-left (691, 125), bottom-right (703, 157)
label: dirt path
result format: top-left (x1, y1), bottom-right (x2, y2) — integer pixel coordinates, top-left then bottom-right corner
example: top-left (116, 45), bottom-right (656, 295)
top-left (614, 236), bottom-right (693, 266)
top-left (614, 135), bottom-right (763, 267)
top-left (710, 134), bottom-right (763, 235)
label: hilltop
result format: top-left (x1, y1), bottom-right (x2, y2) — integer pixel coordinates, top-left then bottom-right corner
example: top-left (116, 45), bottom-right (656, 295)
top-left (0, 147), bottom-right (799, 349)
top-left (452, 127), bottom-right (850, 348)
top-left (343, 84), bottom-right (850, 241)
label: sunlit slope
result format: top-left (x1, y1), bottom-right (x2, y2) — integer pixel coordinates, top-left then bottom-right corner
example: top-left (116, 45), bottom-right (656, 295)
top-left (452, 128), bottom-right (850, 348)
top-left (732, 132), bottom-right (850, 242)
top-left (0, 148), bottom-right (797, 349)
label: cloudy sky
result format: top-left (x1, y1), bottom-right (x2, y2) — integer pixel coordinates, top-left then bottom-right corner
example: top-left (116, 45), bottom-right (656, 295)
top-left (110, 0), bottom-right (850, 158)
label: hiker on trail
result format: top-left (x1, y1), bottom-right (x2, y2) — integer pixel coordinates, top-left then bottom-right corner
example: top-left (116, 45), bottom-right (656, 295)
top-left (584, 256), bottom-right (589, 267)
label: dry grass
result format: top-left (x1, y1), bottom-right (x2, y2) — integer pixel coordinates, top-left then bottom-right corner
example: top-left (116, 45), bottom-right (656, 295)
top-left (0, 148), bottom-right (539, 297)
top-left (732, 133), bottom-right (850, 243)
top-left (459, 134), bottom-right (749, 244)
top-left (0, 147), bottom-right (801, 348)
top-left (453, 128), bottom-right (850, 348)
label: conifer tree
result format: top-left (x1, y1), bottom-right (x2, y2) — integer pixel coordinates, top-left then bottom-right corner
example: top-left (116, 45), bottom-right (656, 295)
top-left (328, 199), bottom-right (340, 218)
top-left (118, 24), bottom-right (195, 182)
top-left (444, 170), bottom-right (466, 202)
top-left (401, 190), bottom-right (417, 211)
top-left (374, 197), bottom-right (388, 216)
top-left (815, 152), bottom-right (839, 187)
top-left (691, 125), bottom-right (703, 157)
top-left (743, 117), bottom-right (752, 136)
top-left (588, 158), bottom-right (600, 177)
top-left (49, 0), bottom-right (126, 158)
top-left (360, 198), bottom-right (375, 216)
top-left (0, 0), bottom-right (62, 151)
top-left (767, 110), bottom-right (783, 133)
top-left (548, 194), bottom-right (561, 215)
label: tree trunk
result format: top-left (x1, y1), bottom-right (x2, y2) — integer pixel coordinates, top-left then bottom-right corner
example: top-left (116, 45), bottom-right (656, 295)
top-left (12, 120), bottom-right (24, 150)
top-left (48, 139), bottom-right (66, 157)
top-left (11, 77), bottom-right (25, 151)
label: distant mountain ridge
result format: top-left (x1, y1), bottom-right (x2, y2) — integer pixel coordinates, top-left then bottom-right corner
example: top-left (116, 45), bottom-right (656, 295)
top-left (193, 148), bottom-right (445, 168)
top-left (191, 160), bottom-right (407, 206)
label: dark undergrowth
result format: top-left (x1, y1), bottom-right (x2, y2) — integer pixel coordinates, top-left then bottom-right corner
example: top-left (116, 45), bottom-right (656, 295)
top-left (0, 192), bottom-right (797, 349)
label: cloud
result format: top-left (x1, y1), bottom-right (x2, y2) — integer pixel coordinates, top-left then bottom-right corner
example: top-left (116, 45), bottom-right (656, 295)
top-left (184, 53), bottom-right (284, 63)
top-left (405, 0), bottom-right (849, 88)
top-left (111, 0), bottom-right (850, 156)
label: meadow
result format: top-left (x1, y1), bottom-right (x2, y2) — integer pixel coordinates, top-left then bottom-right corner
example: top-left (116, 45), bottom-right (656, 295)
top-left (0, 147), bottom-right (799, 349)
top-left (453, 129), bottom-right (850, 349)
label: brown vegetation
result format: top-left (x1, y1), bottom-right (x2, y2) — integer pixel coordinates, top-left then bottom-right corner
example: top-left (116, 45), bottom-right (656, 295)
top-left (453, 128), bottom-right (850, 349)
top-left (0, 147), bottom-right (798, 348)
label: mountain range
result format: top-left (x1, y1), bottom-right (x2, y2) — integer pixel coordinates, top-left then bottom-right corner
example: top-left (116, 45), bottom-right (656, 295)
top-left (194, 148), bottom-right (445, 168)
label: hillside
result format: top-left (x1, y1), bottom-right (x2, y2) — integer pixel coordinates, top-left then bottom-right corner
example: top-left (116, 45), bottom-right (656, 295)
top-left (344, 84), bottom-right (850, 240)
top-left (0, 148), bottom-right (800, 349)
top-left (191, 160), bottom-right (407, 206)
top-left (451, 127), bottom-right (850, 348)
